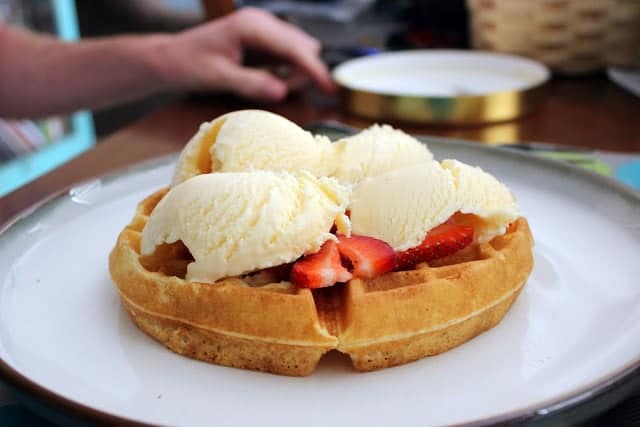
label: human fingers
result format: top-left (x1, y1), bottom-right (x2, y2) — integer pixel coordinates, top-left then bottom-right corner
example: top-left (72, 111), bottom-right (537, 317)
top-left (226, 8), bottom-right (336, 93)
top-left (213, 58), bottom-right (288, 101)
top-left (278, 66), bottom-right (312, 93)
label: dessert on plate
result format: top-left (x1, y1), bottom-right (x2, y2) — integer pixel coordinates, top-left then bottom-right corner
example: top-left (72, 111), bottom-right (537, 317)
top-left (109, 110), bottom-right (534, 376)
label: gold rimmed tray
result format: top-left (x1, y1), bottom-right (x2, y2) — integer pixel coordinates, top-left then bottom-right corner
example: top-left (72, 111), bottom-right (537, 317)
top-left (333, 50), bottom-right (549, 124)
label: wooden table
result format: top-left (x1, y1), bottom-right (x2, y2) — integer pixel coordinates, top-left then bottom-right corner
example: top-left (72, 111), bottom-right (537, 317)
top-left (1, 74), bottom-right (639, 226)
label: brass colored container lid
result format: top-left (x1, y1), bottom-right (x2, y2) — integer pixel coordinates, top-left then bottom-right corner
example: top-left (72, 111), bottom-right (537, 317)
top-left (333, 50), bottom-right (550, 125)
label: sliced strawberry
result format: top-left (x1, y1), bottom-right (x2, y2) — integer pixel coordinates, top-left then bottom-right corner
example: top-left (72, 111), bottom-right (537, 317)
top-left (337, 235), bottom-right (397, 279)
top-left (396, 223), bottom-right (474, 270)
top-left (291, 240), bottom-right (353, 289)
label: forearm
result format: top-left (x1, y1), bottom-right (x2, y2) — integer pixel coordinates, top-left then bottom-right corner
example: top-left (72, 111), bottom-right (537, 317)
top-left (0, 8), bottom-right (335, 117)
top-left (0, 25), bottom-right (171, 118)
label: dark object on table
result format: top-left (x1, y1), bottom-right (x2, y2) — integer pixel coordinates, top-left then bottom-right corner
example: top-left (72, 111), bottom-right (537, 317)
top-left (385, 0), bottom-right (470, 50)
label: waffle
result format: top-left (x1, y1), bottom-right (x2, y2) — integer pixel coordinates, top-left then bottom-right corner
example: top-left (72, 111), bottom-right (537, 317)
top-left (109, 189), bottom-right (534, 376)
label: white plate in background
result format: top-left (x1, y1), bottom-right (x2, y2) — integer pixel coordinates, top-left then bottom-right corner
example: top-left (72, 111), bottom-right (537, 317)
top-left (333, 50), bottom-right (549, 97)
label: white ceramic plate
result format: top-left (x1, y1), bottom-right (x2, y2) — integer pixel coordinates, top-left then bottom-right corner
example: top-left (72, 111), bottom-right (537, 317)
top-left (333, 50), bottom-right (549, 97)
top-left (1, 139), bottom-right (639, 426)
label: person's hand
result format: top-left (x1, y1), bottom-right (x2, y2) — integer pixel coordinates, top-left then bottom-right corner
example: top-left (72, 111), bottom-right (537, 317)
top-left (153, 7), bottom-right (336, 101)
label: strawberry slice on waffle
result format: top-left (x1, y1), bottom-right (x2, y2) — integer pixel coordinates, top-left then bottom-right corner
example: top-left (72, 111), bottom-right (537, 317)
top-left (291, 240), bottom-right (352, 289)
top-left (291, 235), bottom-right (397, 288)
top-left (337, 235), bottom-right (397, 279)
top-left (397, 222), bottom-right (474, 270)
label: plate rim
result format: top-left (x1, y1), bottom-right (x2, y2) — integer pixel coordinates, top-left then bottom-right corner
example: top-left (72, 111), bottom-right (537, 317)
top-left (332, 49), bottom-right (551, 98)
top-left (0, 138), bottom-right (639, 426)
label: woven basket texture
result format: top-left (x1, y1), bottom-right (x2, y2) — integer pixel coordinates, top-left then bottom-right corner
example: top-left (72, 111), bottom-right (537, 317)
top-left (467, 0), bottom-right (640, 73)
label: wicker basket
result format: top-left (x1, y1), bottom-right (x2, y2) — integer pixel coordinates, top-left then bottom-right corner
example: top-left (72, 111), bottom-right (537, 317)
top-left (467, 0), bottom-right (640, 73)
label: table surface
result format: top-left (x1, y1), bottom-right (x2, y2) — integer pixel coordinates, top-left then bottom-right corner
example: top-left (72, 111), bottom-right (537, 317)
top-left (1, 74), bottom-right (639, 225)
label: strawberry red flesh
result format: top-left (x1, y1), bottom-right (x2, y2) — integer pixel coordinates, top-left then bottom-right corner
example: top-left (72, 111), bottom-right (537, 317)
top-left (337, 235), bottom-right (397, 279)
top-left (291, 240), bottom-right (353, 289)
top-left (396, 223), bottom-right (474, 270)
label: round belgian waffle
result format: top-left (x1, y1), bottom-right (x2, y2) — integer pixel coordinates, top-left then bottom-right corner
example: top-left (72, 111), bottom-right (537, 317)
top-left (109, 189), bottom-right (534, 376)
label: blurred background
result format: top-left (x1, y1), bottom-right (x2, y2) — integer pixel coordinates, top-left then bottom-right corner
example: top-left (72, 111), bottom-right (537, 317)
top-left (75, 0), bottom-right (473, 136)
top-left (3, 0), bottom-right (638, 136)
top-left (75, 0), bottom-right (639, 136)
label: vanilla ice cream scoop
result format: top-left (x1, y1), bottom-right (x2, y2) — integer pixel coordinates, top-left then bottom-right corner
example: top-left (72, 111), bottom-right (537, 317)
top-left (331, 124), bottom-right (434, 185)
top-left (172, 110), bottom-right (335, 186)
top-left (350, 159), bottom-right (519, 251)
top-left (142, 171), bottom-right (351, 283)
top-left (349, 162), bottom-right (458, 251)
top-left (442, 159), bottom-right (519, 243)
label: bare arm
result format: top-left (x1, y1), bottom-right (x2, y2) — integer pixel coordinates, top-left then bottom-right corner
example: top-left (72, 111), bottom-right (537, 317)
top-left (0, 24), bottom-right (166, 118)
top-left (0, 8), bottom-right (335, 119)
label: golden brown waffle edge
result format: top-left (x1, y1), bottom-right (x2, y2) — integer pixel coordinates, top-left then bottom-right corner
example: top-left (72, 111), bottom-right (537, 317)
top-left (109, 189), bottom-right (534, 376)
